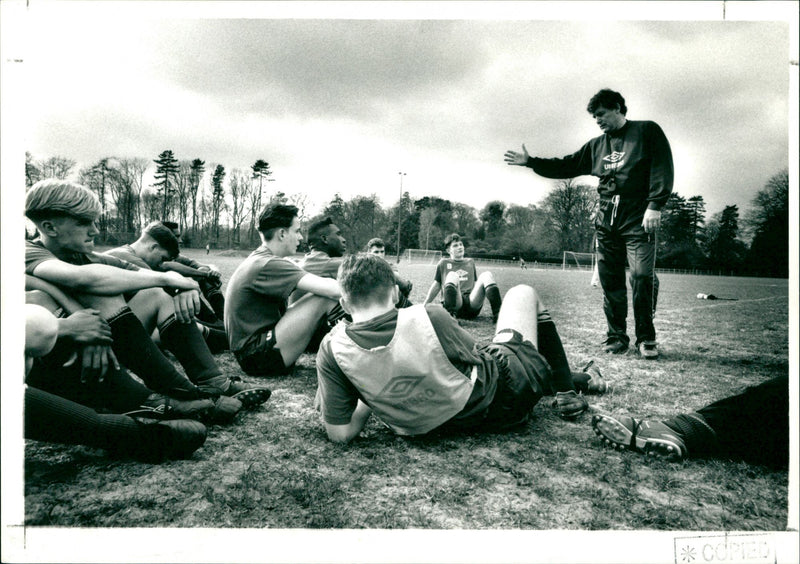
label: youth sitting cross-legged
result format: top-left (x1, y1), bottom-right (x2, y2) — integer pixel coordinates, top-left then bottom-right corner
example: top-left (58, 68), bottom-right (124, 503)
top-left (24, 301), bottom-right (207, 462)
top-left (423, 233), bottom-right (502, 322)
top-left (24, 179), bottom-right (267, 420)
top-left (315, 254), bottom-right (609, 444)
top-left (225, 203), bottom-right (342, 377)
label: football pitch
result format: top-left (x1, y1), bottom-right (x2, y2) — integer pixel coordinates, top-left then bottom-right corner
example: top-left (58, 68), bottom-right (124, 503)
top-left (21, 249), bottom-right (791, 535)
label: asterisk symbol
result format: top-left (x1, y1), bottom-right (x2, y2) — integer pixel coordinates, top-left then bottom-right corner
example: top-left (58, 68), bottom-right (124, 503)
top-left (681, 545), bottom-right (696, 562)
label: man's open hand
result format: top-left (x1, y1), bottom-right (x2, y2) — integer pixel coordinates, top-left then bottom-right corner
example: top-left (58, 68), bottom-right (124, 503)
top-left (504, 144), bottom-right (530, 166)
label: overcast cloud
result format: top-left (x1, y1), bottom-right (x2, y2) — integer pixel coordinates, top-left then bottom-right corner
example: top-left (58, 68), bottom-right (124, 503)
top-left (12, 2), bottom-right (797, 219)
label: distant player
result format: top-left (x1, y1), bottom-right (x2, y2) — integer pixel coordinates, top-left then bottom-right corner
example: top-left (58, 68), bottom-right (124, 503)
top-left (519, 258), bottom-right (527, 270)
top-left (423, 233), bottom-right (502, 322)
top-left (315, 254), bottom-right (609, 443)
top-left (366, 237), bottom-right (413, 308)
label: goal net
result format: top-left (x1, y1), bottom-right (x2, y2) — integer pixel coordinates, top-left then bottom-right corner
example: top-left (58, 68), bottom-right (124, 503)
top-left (562, 251), bottom-right (597, 271)
top-left (404, 249), bottom-right (443, 264)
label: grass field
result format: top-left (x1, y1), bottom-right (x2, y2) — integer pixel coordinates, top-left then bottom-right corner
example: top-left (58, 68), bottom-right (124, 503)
top-left (22, 248), bottom-right (791, 533)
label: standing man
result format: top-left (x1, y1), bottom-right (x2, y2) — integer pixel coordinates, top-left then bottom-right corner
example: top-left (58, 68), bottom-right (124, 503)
top-left (505, 88), bottom-right (673, 359)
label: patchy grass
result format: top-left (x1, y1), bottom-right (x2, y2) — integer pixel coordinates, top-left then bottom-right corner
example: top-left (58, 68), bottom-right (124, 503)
top-left (23, 250), bottom-right (790, 530)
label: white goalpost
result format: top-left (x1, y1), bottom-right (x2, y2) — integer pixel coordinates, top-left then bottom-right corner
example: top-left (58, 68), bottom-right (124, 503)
top-left (562, 251), bottom-right (596, 271)
top-left (562, 251), bottom-right (600, 287)
top-left (404, 249), bottom-right (443, 264)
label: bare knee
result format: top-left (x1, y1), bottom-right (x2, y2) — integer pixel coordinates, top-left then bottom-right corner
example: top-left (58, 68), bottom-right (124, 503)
top-left (505, 284), bottom-right (537, 303)
top-left (478, 271), bottom-right (497, 286)
top-left (25, 304), bottom-right (60, 358)
top-left (25, 290), bottom-right (60, 312)
top-left (444, 271), bottom-right (461, 287)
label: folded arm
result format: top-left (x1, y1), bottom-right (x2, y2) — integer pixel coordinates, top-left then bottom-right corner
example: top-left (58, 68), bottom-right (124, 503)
top-left (30, 258), bottom-right (199, 295)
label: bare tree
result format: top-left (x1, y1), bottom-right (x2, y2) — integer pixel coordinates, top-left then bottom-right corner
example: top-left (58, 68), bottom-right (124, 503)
top-left (541, 178), bottom-right (596, 252)
top-left (38, 156), bottom-right (76, 180)
top-left (115, 157), bottom-right (149, 232)
top-left (418, 207), bottom-right (439, 251)
top-left (227, 169), bottom-right (251, 247)
top-left (26, 152), bottom-right (42, 187)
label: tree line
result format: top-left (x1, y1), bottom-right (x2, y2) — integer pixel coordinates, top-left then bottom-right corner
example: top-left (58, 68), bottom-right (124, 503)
top-left (25, 151), bottom-right (788, 277)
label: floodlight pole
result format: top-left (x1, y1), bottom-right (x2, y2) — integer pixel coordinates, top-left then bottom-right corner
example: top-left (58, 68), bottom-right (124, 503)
top-left (396, 172), bottom-right (406, 264)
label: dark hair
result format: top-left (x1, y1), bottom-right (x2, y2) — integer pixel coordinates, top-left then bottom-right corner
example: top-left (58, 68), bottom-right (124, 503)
top-left (258, 203), bottom-right (299, 240)
top-left (366, 237), bottom-right (385, 250)
top-left (338, 253), bottom-right (396, 308)
top-left (307, 217), bottom-right (334, 248)
top-left (444, 233), bottom-right (462, 249)
top-left (161, 220), bottom-right (179, 232)
top-left (587, 89), bottom-right (627, 116)
top-left (143, 221), bottom-right (180, 259)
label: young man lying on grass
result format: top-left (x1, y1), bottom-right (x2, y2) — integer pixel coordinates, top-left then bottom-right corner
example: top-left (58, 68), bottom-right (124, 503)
top-left (315, 254), bottom-right (608, 443)
top-left (592, 375), bottom-right (788, 468)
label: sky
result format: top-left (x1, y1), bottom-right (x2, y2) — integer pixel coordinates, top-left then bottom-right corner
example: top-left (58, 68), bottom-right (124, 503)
top-left (5, 1), bottom-right (797, 221)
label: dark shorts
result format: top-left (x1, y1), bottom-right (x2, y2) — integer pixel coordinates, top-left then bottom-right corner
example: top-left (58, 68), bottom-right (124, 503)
top-left (479, 329), bottom-right (551, 429)
top-left (443, 291), bottom-right (482, 320)
top-left (234, 326), bottom-right (294, 377)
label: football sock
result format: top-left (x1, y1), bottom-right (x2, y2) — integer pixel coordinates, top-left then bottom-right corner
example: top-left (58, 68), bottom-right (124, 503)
top-left (199, 324), bottom-right (229, 353)
top-left (158, 314), bottom-right (226, 389)
top-left (107, 307), bottom-right (201, 399)
top-left (485, 283), bottom-right (502, 321)
top-left (536, 318), bottom-right (575, 394)
top-left (25, 386), bottom-right (141, 450)
top-left (442, 283), bottom-right (459, 312)
top-left (26, 345), bottom-right (151, 413)
top-left (207, 291), bottom-right (225, 320)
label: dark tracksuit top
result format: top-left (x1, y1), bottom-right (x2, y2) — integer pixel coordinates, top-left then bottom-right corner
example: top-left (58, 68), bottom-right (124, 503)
top-left (526, 120), bottom-right (674, 233)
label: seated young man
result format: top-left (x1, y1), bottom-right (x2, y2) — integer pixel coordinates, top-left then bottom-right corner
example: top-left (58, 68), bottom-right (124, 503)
top-left (290, 216), bottom-right (347, 301)
top-left (24, 179), bottom-right (268, 414)
top-left (423, 233), bottom-right (502, 321)
top-left (315, 254), bottom-right (609, 443)
top-left (104, 221), bottom-right (230, 352)
top-left (160, 221), bottom-right (225, 325)
top-left (24, 302), bottom-right (207, 462)
top-left (366, 237), bottom-right (413, 308)
top-left (592, 375), bottom-right (788, 467)
top-left (225, 204), bottom-right (342, 377)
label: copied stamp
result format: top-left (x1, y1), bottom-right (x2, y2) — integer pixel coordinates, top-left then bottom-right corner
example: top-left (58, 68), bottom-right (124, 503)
top-left (674, 533), bottom-right (774, 564)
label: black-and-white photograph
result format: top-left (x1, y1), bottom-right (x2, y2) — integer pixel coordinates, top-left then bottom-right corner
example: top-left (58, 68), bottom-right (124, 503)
top-left (2, 1), bottom-right (797, 562)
